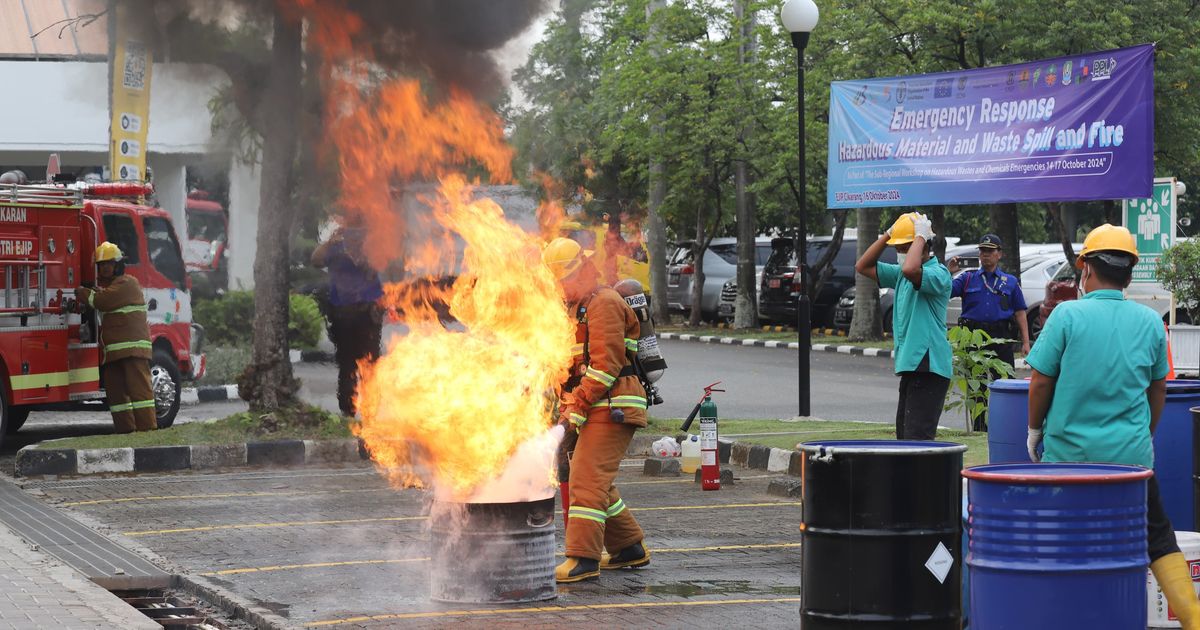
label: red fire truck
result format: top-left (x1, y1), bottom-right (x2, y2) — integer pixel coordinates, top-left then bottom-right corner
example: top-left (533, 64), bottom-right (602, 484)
top-left (0, 181), bottom-right (205, 447)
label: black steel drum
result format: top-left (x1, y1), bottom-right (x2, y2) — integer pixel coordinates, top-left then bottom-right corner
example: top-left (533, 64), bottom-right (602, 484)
top-left (798, 440), bottom-right (966, 629)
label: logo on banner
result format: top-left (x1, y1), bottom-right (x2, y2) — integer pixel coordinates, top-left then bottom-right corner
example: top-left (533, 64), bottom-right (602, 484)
top-left (935, 78), bottom-right (953, 98)
top-left (853, 85), bottom-right (868, 106)
top-left (1092, 57), bottom-right (1117, 81)
top-left (1062, 60), bottom-right (1073, 85)
top-left (1045, 64), bottom-right (1058, 86)
top-left (1018, 69), bottom-right (1030, 89)
top-left (956, 76), bottom-right (968, 97)
top-left (1079, 60), bottom-right (1090, 82)
top-left (882, 85), bottom-right (892, 101)
top-left (896, 80), bottom-right (907, 104)
top-left (1032, 67), bottom-right (1042, 86)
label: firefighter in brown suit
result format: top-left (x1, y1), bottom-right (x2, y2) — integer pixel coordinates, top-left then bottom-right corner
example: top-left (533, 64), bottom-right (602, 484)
top-left (75, 242), bottom-right (156, 433)
top-left (543, 237), bottom-right (650, 583)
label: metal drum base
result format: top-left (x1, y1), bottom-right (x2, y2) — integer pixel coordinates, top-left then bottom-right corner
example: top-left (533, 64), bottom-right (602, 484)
top-left (429, 498), bottom-right (557, 604)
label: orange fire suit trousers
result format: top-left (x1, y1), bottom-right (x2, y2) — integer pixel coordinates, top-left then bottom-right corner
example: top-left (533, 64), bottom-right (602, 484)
top-left (566, 421), bottom-right (644, 560)
top-left (104, 358), bottom-right (156, 433)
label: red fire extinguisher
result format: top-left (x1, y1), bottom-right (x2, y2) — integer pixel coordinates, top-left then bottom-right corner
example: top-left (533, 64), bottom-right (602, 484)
top-left (680, 381), bottom-right (725, 491)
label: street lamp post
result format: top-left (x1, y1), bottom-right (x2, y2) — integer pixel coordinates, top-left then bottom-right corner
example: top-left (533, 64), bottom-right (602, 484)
top-left (780, 0), bottom-right (818, 417)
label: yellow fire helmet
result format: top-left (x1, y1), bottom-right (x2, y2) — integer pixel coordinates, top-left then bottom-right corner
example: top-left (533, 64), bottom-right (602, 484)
top-left (543, 237), bottom-right (586, 280)
top-left (95, 241), bottom-right (123, 263)
top-left (886, 212), bottom-right (921, 246)
top-left (1076, 223), bottom-right (1139, 269)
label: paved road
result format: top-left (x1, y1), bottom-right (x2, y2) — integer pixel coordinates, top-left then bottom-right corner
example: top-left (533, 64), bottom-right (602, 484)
top-left (650, 339), bottom-right (901, 422)
top-left (26, 462), bottom-right (803, 628)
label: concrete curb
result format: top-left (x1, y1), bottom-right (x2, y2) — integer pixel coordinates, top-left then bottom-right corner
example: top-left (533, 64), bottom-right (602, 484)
top-left (14, 438), bottom-right (369, 478)
top-left (19, 433), bottom-right (653, 478)
top-left (658, 331), bottom-right (1031, 369)
top-left (660, 331), bottom-right (894, 359)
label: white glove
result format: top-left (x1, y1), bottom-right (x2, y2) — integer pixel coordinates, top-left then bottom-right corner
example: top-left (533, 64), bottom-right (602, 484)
top-left (912, 214), bottom-right (935, 241)
top-left (1026, 428), bottom-right (1043, 462)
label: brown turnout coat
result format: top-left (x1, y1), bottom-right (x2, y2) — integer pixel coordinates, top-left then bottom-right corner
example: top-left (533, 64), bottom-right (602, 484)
top-left (79, 275), bottom-right (152, 364)
top-left (567, 287), bottom-right (648, 428)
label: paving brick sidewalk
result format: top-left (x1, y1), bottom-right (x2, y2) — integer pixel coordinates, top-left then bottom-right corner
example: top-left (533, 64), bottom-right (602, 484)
top-left (0, 522), bottom-right (158, 629)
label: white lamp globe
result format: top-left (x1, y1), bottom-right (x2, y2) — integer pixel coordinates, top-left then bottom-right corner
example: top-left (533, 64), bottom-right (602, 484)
top-left (780, 0), bottom-right (819, 33)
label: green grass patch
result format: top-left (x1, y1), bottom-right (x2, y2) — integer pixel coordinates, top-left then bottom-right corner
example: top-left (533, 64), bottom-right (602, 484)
top-left (812, 335), bottom-right (893, 350)
top-left (196, 345), bottom-right (250, 386)
top-left (37, 405), bottom-right (353, 450)
top-left (646, 417), bottom-right (988, 467)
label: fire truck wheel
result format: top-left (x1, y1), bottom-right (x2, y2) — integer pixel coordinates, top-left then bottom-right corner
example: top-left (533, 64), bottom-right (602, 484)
top-left (4, 407), bottom-right (29, 434)
top-left (151, 350), bottom-right (182, 429)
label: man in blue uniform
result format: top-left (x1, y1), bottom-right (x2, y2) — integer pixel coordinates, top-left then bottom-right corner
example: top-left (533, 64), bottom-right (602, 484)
top-left (949, 234), bottom-right (1030, 430)
top-left (311, 221), bottom-right (383, 416)
top-left (948, 234), bottom-right (1031, 365)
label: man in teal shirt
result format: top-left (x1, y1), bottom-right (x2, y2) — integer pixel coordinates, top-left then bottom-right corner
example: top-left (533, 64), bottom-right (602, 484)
top-left (1026, 223), bottom-right (1198, 629)
top-left (855, 212), bottom-right (953, 440)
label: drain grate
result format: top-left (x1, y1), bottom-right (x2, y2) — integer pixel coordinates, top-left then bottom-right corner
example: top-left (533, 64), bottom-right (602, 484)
top-left (113, 589), bottom-right (229, 629)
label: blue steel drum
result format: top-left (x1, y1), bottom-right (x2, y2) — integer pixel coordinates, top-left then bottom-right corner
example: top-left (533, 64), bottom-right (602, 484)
top-left (985, 379), bottom-right (1029, 464)
top-left (799, 440), bottom-right (967, 629)
top-left (1155, 382), bottom-right (1200, 531)
top-left (988, 379), bottom-right (1200, 530)
top-left (964, 463), bottom-right (1151, 630)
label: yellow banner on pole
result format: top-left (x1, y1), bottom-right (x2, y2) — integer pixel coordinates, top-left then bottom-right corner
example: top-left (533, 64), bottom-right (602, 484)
top-left (109, 3), bottom-right (152, 182)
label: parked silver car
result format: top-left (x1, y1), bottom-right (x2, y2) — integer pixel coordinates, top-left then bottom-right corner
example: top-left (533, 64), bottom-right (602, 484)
top-left (667, 237), bottom-right (773, 322)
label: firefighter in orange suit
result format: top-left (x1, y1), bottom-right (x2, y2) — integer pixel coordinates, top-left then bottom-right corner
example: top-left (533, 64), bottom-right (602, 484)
top-left (543, 237), bottom-right (651, 583)
top-left (75, 242), bottom-right (156, 433)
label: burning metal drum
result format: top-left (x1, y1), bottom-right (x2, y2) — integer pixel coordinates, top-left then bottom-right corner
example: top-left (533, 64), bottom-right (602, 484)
top-left (429, 497), bottom-right (557, 604)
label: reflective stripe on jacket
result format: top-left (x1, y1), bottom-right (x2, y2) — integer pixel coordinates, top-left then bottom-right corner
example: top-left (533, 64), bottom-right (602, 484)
top-left (82, 275), bottom-right (152, 364)
top-left (569, 287), bottom-right (648, 428)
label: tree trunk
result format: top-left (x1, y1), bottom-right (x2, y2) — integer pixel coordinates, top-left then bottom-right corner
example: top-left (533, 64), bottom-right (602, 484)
top-left (807, 210), bottom-right (848, 303)
top-left (688, 207), bottom-right (707, 327)
top-left (989, 202), bottom-right (1021, 278)
top-left (1047, 201), bottom-right (1078, 267)
top-left (849, 207), bottom-right (882, 341)
top-left (732, 0), bottom-right (757, 329)
top-left (646, 0), bottom-right (669, 323)
top-left (1103, 199), bottom-right (1120, 225)
top-left (240, 11), bottom-right (301, 411)
top-left (930, 205), bottom-right (947, 263)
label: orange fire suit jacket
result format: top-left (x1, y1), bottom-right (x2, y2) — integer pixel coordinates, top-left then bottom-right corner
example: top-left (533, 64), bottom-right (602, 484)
top-left (78, 275), bottom-right (152, 364)
top-left (564, 287), bottom-right (648, 428)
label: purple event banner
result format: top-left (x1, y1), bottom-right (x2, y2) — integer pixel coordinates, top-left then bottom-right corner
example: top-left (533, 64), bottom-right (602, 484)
top-left (826, 44), bottom-right (1155, 209)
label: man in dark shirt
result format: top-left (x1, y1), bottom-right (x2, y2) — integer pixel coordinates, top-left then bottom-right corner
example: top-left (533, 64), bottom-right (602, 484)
top-left (312, 224), bottom-right (383, 416)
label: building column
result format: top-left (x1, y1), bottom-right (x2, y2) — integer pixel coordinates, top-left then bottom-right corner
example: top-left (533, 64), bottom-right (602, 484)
top-left (148, 155), bottom-right (187, 244)
top-left (227, 158), bottom-right (260, 291)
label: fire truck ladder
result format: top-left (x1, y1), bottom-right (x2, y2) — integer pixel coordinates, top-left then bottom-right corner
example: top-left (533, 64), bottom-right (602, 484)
top-left (0, 259), bottom-right (49, 317)
top-left (0, 183), bottom-right (83, 205)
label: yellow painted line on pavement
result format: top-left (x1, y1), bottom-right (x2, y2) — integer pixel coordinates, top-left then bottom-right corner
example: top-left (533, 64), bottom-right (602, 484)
top-left (124, 502), bottom-right (798, 537)
top-left (124, 515), bottom-right (428, 537)
top-left (304, 597), bottom-right (804, 626)
top-left (63, 476), bottom-right (775, 506)
top-left (61, 487), bottom-right (389, 507)
top-left (199, 557), bottom-right (431, 576)
top-left (196, 542), bottom-right (803, 577)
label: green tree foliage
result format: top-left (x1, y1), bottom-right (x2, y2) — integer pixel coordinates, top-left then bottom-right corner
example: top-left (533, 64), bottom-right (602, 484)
top-left (509, 0), bottom-right (1200, 300)
top-left (1158, 240), bottom-right (1200, 323)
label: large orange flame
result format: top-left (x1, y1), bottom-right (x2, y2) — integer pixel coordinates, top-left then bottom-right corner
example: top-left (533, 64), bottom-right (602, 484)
top-left (284, 1), bottom-right (574, 499)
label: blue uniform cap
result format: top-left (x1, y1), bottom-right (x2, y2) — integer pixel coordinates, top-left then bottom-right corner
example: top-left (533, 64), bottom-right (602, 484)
top-left (979, 234), bottom-right (1002, 249)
